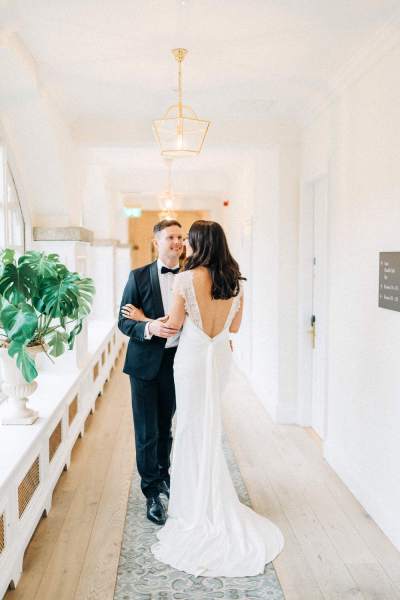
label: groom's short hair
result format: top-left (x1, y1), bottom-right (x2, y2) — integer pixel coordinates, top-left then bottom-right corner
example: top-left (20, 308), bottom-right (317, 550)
top-left (153, 219), bottom-right (182, 236)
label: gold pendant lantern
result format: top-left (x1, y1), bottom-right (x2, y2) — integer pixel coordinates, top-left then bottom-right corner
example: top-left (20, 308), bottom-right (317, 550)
top-left (157, 159), bottom-right (182, 220)
top-left (153, 48), bottom-right (210, 158)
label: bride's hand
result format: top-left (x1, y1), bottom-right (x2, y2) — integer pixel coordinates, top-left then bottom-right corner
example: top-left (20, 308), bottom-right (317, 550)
top-left (121, 304), bottom-right (146, 321)
top-left (157, 315), bottom-right (169, 323)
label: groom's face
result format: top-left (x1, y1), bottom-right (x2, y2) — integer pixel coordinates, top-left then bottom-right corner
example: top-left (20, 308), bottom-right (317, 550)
top-left (154, 225), bottom-right (183, 264)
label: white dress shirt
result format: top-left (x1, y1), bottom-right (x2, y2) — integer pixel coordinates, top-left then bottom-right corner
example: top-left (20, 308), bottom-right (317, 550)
top-left (144, 258), bottom-right (181, 348)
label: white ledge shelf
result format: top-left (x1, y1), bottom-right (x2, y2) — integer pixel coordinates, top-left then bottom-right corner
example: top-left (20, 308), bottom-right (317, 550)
top-left (0, 319), bottom-right (125, 597)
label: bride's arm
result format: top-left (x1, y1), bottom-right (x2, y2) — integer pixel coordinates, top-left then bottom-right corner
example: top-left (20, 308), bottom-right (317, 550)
top-left (229, 294), bottom-right (244, 333)
top-left (162, 291), bottom-right (186, 331)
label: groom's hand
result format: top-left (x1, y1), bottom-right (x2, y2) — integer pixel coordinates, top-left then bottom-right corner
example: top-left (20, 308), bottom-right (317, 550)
top-left (148, 318), bottom-right (179, 339)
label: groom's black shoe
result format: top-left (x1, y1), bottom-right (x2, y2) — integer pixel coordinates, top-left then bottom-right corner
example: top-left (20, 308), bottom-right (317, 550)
top-left (158, 480), bottom-right (170, 499)
top-left (146, 494), bottom-right (166, 525)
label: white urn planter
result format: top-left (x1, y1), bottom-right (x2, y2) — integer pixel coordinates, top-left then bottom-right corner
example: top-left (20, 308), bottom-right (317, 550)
top-left (0, 346), bottom-right (42, 425)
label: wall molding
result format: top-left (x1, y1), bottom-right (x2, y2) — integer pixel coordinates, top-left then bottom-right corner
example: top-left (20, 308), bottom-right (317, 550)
top-left (33, 226), bottom-right (94, 243)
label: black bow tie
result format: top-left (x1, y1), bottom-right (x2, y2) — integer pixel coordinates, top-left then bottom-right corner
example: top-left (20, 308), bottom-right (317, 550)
top-left (161, 266), bottom-right (180, 275)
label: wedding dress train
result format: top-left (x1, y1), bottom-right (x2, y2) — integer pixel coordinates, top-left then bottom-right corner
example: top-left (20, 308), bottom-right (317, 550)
top-left (151, 271), bottom-right (284, 577)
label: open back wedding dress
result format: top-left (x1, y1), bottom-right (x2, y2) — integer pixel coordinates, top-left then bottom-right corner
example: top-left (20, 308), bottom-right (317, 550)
top-left (151, 269), bottom-right (284, 577)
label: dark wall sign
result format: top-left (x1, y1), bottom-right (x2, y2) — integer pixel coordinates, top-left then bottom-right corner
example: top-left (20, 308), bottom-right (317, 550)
top-left (379, 252), bottom-right (400, 312)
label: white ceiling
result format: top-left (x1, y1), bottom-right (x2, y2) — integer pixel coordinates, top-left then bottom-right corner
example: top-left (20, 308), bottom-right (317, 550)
top-left (2, 0), bottom-right (399, 202)
top-left (4, 0), bottom-right (400, 144)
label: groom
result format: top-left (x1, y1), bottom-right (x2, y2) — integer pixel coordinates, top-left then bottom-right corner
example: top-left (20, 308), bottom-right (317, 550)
top-left (118, 219), bottom-right (183, 525)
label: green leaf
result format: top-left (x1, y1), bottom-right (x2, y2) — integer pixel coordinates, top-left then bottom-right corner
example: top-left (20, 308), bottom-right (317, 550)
top-left (0, 295), bottom-right (9, 329)
top-left (67, 320), bottom-right (83, 350)
top-left (0, 251), bottom-right (94, 369)
top-left (39, 273), bottom-right (80, 318)
top-left (54, 263), bottom-right (68, 277)
top-left (8, 340), bottom-right (38, 383)
top-left (18, 251), bottom-right (60, 278)
top-left (1, 303), bottom-right (38, 344)
top-left (31, 294), bottom-right (48, 314)
top-left (0, 248), bottom-right (15, 266)
top-left (46, 330), bottom-right (68, 357)
top-left (75, 277), bottom-right (95, 318)
top-left (0, 263), bottom-right (35, 304)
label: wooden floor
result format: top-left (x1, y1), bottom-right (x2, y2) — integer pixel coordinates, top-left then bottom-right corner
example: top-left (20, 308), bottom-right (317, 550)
top-left (5, 358), bottom-right (400, 600)
top-left (222, 375), bottom-right (400, 600)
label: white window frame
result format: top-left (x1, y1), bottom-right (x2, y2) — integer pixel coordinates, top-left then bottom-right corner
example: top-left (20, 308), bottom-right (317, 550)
top-left (0, 145), bottom-right (27, 405)
top-left (0, 145), bottom-right (26, 254)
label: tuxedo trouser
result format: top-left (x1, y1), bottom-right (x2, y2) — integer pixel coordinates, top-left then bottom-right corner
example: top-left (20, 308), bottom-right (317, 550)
top-left (129, 347), bottom-right (177, 498)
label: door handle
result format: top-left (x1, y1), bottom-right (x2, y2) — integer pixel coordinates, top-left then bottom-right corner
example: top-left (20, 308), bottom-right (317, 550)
top-left (308, 315), bottom-right (316, 349)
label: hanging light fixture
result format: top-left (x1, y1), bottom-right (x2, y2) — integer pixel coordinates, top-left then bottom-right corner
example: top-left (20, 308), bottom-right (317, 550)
top-left (153, 48), bottom-right (210, 158)
top-left (157, 159), bottom-right (183, 219)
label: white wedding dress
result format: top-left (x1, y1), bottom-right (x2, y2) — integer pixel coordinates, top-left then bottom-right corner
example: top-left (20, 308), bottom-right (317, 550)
top-left (151, 270), bottom-right (284, 577)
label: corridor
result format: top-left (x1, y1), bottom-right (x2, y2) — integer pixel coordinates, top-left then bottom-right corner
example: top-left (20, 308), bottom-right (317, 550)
top-left (1, 1), bottom-right (400, 598)
top-left (3, 357), bottom-right (400, 600)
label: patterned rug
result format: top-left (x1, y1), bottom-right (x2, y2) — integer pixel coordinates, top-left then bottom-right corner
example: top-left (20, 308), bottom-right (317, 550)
top-left (114, 434), bottom-right (284, 600)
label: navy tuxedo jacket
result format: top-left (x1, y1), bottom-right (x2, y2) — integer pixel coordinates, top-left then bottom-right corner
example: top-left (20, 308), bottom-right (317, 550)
top-left (118, 261), bottom-right (168, 380)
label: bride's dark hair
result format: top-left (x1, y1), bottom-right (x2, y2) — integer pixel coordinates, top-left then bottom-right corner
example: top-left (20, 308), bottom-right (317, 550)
top-left (184, 220), bottom-right (245, 300)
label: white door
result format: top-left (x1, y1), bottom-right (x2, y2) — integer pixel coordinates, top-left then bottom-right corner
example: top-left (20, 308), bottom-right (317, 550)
top-left (310, 177), bottom-right (328, 438)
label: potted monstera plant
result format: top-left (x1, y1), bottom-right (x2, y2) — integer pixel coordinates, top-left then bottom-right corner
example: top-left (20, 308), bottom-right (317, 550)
top-left (0, 249), bottom-right (95, 425)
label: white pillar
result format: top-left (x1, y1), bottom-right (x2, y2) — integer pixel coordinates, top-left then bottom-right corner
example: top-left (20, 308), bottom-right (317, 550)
top-left (89, 240), bottom-right (118, 321)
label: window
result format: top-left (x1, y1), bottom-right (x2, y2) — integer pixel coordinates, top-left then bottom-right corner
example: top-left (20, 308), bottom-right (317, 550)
top-left (0, 147), bottom-right (26, 405)
top-left (0, 146), bottom-right (25, 253)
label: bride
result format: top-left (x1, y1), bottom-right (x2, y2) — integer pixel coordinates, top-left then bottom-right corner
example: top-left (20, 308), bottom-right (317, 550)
top-left (131, 219), bottom-right (284, 577)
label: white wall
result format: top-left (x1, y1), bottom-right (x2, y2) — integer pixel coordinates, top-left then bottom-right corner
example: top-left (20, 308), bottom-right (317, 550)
top-left (82, 164), bottom-right (114, 239)
top-left (0, 32), bottom-right (82, 229)
top-left (301, 41), bottom-right (400, 550)
top-left (222, 144), bottom-right (300, 422)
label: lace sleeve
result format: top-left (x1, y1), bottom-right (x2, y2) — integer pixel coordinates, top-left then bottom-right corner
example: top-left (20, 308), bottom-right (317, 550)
top-left (172, 270), bottom-right (202, 328)
top-left (231, 280), bottom-right (244, 319)
top-left (173, 272), bottom-right (187, 303)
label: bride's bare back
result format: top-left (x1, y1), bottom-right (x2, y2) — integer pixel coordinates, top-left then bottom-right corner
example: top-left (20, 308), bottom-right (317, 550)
top-left (191, 267), bottom-right (238, 338)
top-left (170, 267), bottom-right (243, 339)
